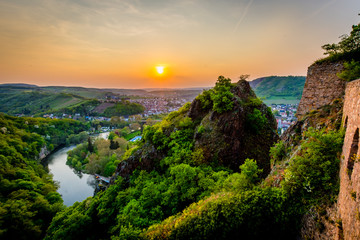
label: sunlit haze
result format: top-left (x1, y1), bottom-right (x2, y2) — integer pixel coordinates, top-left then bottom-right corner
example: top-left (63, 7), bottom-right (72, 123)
top-left (0, 0), bottom-right (359, 88)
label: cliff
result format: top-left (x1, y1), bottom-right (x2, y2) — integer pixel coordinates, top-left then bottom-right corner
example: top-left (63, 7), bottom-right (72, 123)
top-left (297, 61), bottom-right (345, 119)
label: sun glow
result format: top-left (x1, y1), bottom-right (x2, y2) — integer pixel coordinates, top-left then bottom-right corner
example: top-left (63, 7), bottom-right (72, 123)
top-left (156, 66), bottom-right (164, 74)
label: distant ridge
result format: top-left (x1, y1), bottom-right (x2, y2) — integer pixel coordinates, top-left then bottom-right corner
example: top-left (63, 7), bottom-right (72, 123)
top-left (0, 83), bottom-right (38, 88)
top-left (249, 76), bottom-right (306, 104)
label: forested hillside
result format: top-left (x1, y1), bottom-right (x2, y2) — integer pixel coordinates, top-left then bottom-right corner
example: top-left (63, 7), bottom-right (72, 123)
top-left (0, 115), bottom-right (90, 239)
top-left (0, 85), bottom-right (144, 117)
top-left (249, 76), bottom-right (306, 104)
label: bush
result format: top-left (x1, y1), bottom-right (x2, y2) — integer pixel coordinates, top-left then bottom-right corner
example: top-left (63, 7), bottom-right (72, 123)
top-left (282, 128), bottom-right (344, 202)
top-left (337, 60), bottom-right (360, 81)
top-left (246, 109), bottom-right (267, 133)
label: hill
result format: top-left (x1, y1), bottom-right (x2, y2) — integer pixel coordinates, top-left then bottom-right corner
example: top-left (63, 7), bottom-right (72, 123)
top-left (249, 76), bottom-right (306, 105)
top-left (0, 86), bottom-right (97, 116)
top-left (0, 85), bottom-right (144, 117)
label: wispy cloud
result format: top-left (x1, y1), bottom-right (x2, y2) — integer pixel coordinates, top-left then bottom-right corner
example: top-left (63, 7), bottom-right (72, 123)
top-left (233, 0), bottom-right (254, 33)
top-left (299, 0), bottom-right (339, 24)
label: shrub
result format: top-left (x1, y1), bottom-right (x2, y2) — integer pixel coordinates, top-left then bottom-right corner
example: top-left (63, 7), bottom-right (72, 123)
top-left (282, 128), bottom-right (344, 203)
top-left (246, 108), bottom-right (267, 133)
top-left (337, 60), bottom-right (360, 81)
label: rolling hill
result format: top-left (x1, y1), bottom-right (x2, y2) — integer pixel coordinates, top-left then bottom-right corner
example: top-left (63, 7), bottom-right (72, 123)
top-left (249, 76), bottom-right (306, 104)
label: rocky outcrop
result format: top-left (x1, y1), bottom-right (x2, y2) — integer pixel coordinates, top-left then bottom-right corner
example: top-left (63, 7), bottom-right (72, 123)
top-left (297, 61), bottom-right (345, 119)
top-left (115, 143), bottom-right (165, 179)
top-left (193, 80), bottom-right (278, 174)
top-left (39, 145), bottom-right (50, 160)
top-left (114, 80), bottom-right (279, 180)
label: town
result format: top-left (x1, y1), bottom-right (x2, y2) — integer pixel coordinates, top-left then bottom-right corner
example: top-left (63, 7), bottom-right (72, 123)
top-left (271, 104), bottom-right (298, 134)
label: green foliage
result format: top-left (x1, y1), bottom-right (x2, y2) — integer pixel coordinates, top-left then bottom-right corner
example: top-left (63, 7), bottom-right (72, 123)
top-left (270, 141), bottom-right (288, 166)
top-left (0, 115), bottom-right (67, 239)
top-left (0, 87), bottom-right (100, 116)
top-left (67, 135), bottom-right (128, 177)
top-left (318, 22), bottom-right (360, 64)
top-left (322, 23), bottom-right (360, 56)
top-left (103, 100), bottom-right (145, 117)
top-left (66, 131), bottom-right (89, 146)
top-left (246, 108), bottom-right (268, 133)
top-left (244, 97), bottom-right (263, 107)
top-left (144, 187), bottom-right (299, 240)
top-left (196, 89), bottom-right (213, 110)
top-left (337, 60), bottom-right (360, 81)
top-left (211, 76), bottom-right (234, 113)
top-left (195, 76), bottom-right (234, 113)
top-left (239, 159), bottom-right (263, 185)
top-left (123, 130), bottom-right (141, 141)
top-left (282, 128), bottom-right (344, 202)
top-left (249, 76), bottom-right (306, 102)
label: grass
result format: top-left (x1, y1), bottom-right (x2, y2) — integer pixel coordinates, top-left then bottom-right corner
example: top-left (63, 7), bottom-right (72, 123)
top-left (124, 131), bottom-right (142, 141)
top-left (262, 96), bottom-right (301, 105)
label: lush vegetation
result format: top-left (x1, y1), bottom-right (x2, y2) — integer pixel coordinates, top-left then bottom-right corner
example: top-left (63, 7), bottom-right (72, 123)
top-left (321, 23), bottom-right (360, 58)
top-left (67, 134), bottom-right (128, 177)
top-left (249, 76), bottom-right (306, 104)
top-left (142, 128), bottom-right (344, 239)
top-left (0, 114), bottom-right (90, 239)
top-left (103, 101), bottom-right (145, 117)
top-left (196, 75), bottom-right (234, 113)
top-left (44, 73), bottom-right (344, 240)
top-left (318, 21), bottom-right (360, 81)
top-left (0, 86), bottom-right (99, 117)
top-left (337, 60), bottom-right (360, 81)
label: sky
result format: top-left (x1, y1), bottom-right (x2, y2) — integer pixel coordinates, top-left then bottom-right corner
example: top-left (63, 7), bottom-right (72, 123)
top-left (0, 0), bottom-right (359, 89)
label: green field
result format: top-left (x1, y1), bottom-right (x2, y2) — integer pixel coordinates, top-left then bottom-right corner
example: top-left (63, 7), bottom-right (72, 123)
top-left (262, 96), bottom-right (301, 105)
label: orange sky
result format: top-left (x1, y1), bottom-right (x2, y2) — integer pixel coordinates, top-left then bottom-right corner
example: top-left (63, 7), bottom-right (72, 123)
top-left (0, 0), bottom-right (359, 88)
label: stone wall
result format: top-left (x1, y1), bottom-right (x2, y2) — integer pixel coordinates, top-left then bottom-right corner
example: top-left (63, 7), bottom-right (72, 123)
top-left (297, 61), bottom-right (345, 118)
top-left (337, 79), bottom-right (360, 240)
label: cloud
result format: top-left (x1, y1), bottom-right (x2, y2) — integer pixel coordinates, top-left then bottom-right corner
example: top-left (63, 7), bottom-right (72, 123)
top-left (299, 0), bottom-right (339, 23)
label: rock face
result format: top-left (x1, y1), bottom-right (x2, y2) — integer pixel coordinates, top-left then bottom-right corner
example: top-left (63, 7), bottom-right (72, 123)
top-left (192, 80), bottom-right (278, 174)
top-left (114, 80), bottom-right (279, 180)
top-left (337, 79), bottom-right (360, 240)
top-left (297, 61), bottom-right (345, 119)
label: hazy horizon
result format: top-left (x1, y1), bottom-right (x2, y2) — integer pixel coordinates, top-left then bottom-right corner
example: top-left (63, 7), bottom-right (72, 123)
top-left (0, 0), bottom-right (359, 88)
top-left (0, 74), bottom-right (306, 90)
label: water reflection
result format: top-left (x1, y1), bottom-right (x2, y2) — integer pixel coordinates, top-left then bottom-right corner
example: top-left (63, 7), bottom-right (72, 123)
top-left (47, 146), bottom-right (96, 206)
top-left (47, 132), bottom-right (109, 206)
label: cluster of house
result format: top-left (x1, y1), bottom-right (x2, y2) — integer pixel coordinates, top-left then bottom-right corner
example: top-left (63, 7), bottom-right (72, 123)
top-left (271, 104), bottom-right (298, 134)
top-left (129, 97), bottom-right (188, 116)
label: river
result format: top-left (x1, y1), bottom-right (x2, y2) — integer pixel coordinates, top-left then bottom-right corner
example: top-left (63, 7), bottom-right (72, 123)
top-left (47, 132), bottom-right (109, 206)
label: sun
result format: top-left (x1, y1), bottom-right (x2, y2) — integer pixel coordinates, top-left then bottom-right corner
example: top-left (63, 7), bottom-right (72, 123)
top-left (156, 66), bottom-right (164, 75)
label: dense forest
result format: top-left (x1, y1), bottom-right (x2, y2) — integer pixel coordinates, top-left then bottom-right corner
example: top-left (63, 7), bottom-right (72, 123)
top-left (0, 115), bottom-right (90, 239)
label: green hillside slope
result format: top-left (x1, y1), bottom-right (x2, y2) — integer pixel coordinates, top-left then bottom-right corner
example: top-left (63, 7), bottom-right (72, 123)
top-left (0, 86), bottom-right (94, 116)
top-left (249, 76), bottom-right (306, 104)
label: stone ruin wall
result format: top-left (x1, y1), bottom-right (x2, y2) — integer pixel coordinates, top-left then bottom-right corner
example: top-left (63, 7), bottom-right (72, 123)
top-left (297, 61), bottom-right (345, 119)
top-left (295, 60), bottom-right (360, 239)
top-left (337, 79), bottom-right (360, 240)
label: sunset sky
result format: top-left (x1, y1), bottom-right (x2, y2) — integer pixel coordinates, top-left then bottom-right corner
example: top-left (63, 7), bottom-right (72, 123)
top-left (0, 0), bottom-right (359, 88)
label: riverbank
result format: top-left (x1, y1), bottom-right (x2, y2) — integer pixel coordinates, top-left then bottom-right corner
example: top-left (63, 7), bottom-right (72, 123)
top-left (46, 132), bottom-right (110, 206)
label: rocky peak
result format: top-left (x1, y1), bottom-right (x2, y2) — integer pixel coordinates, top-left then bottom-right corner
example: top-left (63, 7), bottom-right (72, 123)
top-left (114, 77), bottom-right (278, 180)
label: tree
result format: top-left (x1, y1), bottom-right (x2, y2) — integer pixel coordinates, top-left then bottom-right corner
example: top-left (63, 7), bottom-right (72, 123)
top-left (87, 137), bottom-right (94, 153)
top-left (322, 22), bottom-right (360, 56)
top-left (210, 76), bottom-right (234, 113)
top-left (109, 139), bottom-right (120, 150)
